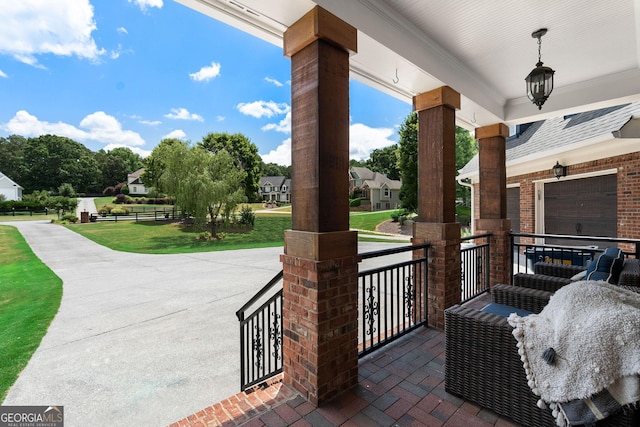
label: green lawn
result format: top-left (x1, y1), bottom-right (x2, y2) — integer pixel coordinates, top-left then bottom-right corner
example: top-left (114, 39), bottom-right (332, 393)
top-left (349, 210), bottom-right (397, 231)
top-left (65, 216), bottom-right (293, 253)
top-left (0, 226), bottom-right (62, 402)
top-left (93, 196), bottom-right (175, 213)
top-left (64, 210), bottom-right (401, 253)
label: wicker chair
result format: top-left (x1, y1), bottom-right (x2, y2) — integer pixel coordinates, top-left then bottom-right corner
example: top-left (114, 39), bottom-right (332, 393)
top-left (445, 284), bottom-right (638, 427)
top-left (513, 258), bottom-right (640, 293)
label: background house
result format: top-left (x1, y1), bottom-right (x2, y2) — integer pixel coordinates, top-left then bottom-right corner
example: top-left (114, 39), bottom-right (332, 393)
top-left (259, 176), bottom-right (291, 203)
top-left (458, 102), bottom-right (640, 245)
top-left (127, 168), bottom-right (149, 196)
top-left (0, 172), bottom-right (23, 201)
top-left (349, 166), bottom-right (402, 211)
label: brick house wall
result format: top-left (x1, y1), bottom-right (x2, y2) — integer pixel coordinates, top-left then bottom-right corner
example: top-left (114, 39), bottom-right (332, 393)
top-left (472, 152), bottom-right (640, 249)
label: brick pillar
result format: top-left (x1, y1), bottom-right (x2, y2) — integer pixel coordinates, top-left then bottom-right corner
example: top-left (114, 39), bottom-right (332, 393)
top-left (412, 87), bottom-right (461, 330)
top-left (475, 124), bottom-right (512, 286)
top-left (281, 6), bottom-right (359, 405)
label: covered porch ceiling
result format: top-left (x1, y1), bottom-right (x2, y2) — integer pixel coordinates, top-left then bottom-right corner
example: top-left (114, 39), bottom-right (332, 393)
top-left (176, 0), bottom-right (640, 130)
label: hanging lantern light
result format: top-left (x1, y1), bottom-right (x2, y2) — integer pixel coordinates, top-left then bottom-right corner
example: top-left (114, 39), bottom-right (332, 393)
top-left (525, 28), bottom-right (555, 110)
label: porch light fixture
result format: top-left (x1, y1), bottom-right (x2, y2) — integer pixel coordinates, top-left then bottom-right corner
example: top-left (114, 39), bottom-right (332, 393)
top-left (525, 28), bottom-right (555, 110)
top-left (552, 161), bottom-right (567, 179)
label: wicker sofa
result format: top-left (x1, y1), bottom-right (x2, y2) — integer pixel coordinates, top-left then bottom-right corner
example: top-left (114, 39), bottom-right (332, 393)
top-left (445, 284), bottom-right (639, 427)
top-left (513, 257), bottom-right (640, 293)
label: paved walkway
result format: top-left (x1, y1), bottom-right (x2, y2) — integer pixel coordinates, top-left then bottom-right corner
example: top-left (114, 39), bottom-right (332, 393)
top-left (0, 219), bottom-right (406, 426)
top-left (170, 321), bottom-right (519, 427)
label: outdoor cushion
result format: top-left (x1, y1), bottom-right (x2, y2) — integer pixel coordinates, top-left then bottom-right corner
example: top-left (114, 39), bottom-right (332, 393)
top-left (585, 248), bottom-right (624, 283)
top-left (570, 270), bottom-right (587, 281)
top-left (481, 303), bottom-right (533, 318)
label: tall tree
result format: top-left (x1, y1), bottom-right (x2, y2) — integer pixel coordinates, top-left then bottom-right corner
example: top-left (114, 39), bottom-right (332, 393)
top-left (94, 149), bottom-right (129, 189)
top-left (0, 135), bottom-right (27, 184)
top-left (108, 147), bottom-right (144, 173)
top-left (261, 162), bottom-right (291, 179)
top-left (397, 112), bottom-right (418, 211)
top-left (200, 133), bottom-right (261, 202)
top-left (22, 134), bottom-right (100, 193)
top-left (366, 145), bottom-right (400, 180)
top-left (455, 126), bottom-right (478, 206)
top-left (160, 143), bottom-right (247, 237)
top-left (142, 138), bottom-right (184, 193)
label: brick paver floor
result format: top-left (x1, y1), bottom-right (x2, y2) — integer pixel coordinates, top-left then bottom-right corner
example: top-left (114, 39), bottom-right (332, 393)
top-left (169, 315), bottom-right (521, 427)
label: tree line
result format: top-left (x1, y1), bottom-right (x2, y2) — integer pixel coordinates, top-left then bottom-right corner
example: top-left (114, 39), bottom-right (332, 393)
top-left (0, 112), bottom-right (477, 214)
top-left (0, 133), bottom-right (290, 197)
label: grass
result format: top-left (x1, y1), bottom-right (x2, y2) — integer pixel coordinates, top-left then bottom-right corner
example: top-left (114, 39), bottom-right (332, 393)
top-left (349, 210), bottom-right (397, 231)
top-left (0, 226), bottom-right (62, 402)
top-left (65, 216), bottom-right (293, 253)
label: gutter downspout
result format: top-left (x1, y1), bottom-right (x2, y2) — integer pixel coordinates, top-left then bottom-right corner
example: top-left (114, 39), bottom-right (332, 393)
top-left (457, 177), bottom-right (474, 235)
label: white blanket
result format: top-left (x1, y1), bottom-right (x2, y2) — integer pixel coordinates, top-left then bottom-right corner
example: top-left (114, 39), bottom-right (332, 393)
top-left (508, 281), bottom-right (640, 426)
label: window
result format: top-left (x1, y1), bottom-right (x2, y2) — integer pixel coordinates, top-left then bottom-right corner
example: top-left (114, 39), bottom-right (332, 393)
top-left (264, 186), bottom-right (271, 192)
top-left (383, 187), bottom-right (390, 198)
top-left (132, 186), bottom-right (137, 193)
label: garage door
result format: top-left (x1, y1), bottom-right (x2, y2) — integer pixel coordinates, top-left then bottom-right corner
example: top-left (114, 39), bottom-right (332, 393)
top-left (544, 174), bottom-right (617, 244)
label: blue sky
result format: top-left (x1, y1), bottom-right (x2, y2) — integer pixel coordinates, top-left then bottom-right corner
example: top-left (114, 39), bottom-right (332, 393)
top-left (0, 0), bottom-right (412, 165)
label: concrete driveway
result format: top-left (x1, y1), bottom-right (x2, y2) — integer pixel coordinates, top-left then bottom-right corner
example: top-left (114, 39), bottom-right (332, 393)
top-left (1, 220), bottom-right (284, 426)
top-left (1, 220), bottom-right (404, 426)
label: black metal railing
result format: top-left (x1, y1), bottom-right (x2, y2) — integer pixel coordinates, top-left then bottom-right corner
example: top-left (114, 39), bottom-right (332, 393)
top-left (236, 271), bottom-right (283, 391)
top-left (511, 232), bottom-right (640, 274)
top-left (358, 243), bottom-right (430, 357)
top-left (460, 233), bottom-right (491, 302)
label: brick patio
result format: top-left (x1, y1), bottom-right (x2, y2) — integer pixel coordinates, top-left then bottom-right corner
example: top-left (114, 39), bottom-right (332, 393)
top-left (169, 302), bottom-right (521, 427)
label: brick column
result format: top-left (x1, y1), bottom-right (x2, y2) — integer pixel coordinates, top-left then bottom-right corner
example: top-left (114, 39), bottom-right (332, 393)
top-left (281, 6), bottom-right (359, 405)
top-left (475, 124), bottom-right (512, 286)
top-left (412, 87), bottom-right (461, 330)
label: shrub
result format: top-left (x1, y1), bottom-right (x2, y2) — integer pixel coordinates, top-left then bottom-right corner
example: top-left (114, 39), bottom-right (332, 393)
top-left (113, 195), bottom-right (132, 204)
top-left (98, 205), bottom-right (114, 214)
top-left (349, 198), bottom-right (362, 207)
top-left (110, 207), bottom-right (129, 216)
top-left (61, 214), bottom-right (78, 223)
top-left (120, 184), bottom-right (130, 195)
top-left (103, 186), bottom-right (116, 196)
top-left (238, 205), bottom-right (255, 226)
top-left (58, 183), bottom-right (76, 198)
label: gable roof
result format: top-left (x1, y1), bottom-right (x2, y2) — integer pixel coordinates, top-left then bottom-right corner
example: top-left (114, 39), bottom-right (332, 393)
top-left (350, 166), bottom-right (401, 190)
top-left (0, 172), bottom-right (23, 189)
top-left (458, 102), bottom-right (640, 179)
top-left (260, 176), bottom-right (286, 187)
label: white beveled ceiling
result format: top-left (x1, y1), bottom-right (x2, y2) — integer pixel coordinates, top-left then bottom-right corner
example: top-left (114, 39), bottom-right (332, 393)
top-left (176, 0), bottom-right (640, 130)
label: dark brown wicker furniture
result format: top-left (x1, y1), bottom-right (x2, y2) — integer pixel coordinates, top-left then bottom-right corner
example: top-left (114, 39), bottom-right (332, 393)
top-left (445, 284), bottom-right (639, 427)
top-left (513, 258), bottom-right (640, 293)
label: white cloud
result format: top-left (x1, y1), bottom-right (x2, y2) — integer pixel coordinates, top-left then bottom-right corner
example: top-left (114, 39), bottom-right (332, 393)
top-left (164, 107), bottom-right (204, 122)
top-left (189, 61), bottom-right (221, 82)
top-left (140, 120), bottom-right (161, 126)
top-left (163, 129), bottom-right (187, 140)
top-left (128, 0), bottom-right (163, 12)
top-left (117, 27), bottom-right (128, 35)
top-left (0, 0), bottom-right (105, 66)
top-left (262, 111), bottom-right (291, 134)
top-left (216, 116), bottom-right (225, 122)
top-left (237, 101), bottom-right (289, 119)
top-left (104, 143), bottom-right (151, 158)
top-left (1, 110), bottom-right (146, 148)
top-left (0, 69), bottom-right (7, 78)
top-left (261, 138), bottom-right (291, 166)
top-left (259, 123), bottom-right (395, 166)
top-left (349, 123), bottom-right (396, 161)
top-left (264, 77), bottom-right (283, 87)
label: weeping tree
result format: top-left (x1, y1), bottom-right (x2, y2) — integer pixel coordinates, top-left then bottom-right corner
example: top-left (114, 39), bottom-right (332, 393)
top-left (160, 142), bottom-right (247, 238)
